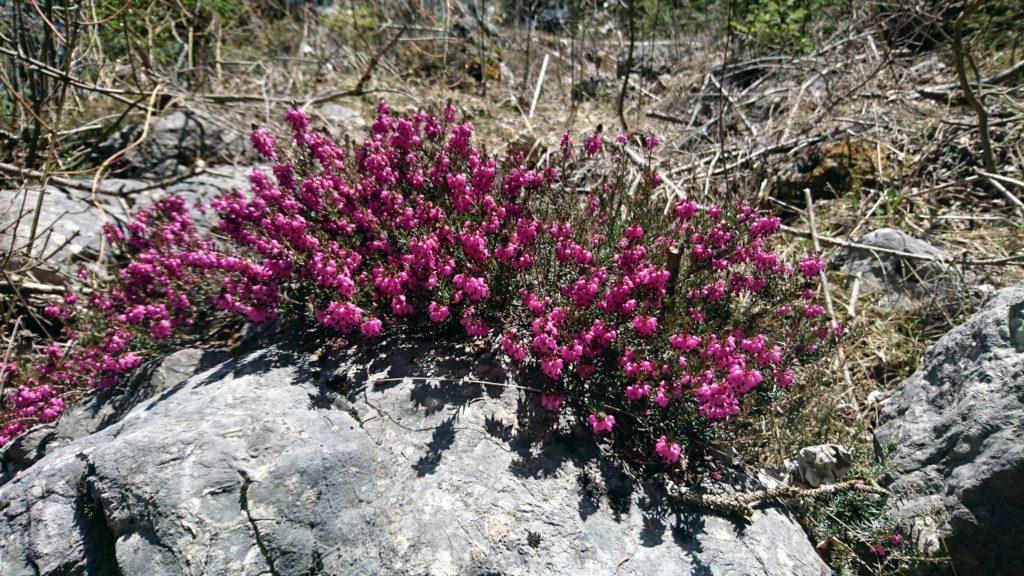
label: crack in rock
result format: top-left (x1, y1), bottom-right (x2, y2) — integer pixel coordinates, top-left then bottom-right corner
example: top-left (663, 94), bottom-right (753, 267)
top-left (238, 470), bottom-right (280, 576)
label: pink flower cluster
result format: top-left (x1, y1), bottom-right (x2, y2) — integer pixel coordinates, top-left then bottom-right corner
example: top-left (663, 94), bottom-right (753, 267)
top-left (1, 102), bottom-right (838, 467)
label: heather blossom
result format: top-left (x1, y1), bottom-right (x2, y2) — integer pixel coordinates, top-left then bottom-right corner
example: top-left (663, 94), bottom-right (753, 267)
top-left (588, 413), bottom-right (616, 434)
top-left (1, 102), bottom-right (838, 474)
top-left (654, 435), bottom-right (683, 464)
top-left (799, 255), bottom-right (825, 277)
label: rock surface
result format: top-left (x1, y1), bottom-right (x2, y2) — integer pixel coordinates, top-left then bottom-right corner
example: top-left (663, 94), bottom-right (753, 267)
top-left (312, 103), bottom-right (367, 144)
top-left (617, 44), bottom-right (678, 79)
top-left (836, 228), bottom-right (981, 310)
top-left (874, 281), bottom-right (1024, 575)
top-left (784, 445), bottom-right (853, 488)
top-left (0, 333), bottom-right (831, 576)
top-left (98, 110), bottom-right (248, 179)
top-left (1, 186), bottom-right (115, 269)
top-left (0, 169), bottom-right (247, 270)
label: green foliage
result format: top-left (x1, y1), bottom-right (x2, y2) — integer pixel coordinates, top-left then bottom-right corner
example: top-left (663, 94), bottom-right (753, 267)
top-left (612, 0), bottom-right (845, 52)
top-left (802, 443), bottom-right (945, 576)
top-left (91, 0), bottom-right (255, 75)
top-left (965, 0), bottom-right (1024, 72)
top-left (730, 0), bottom-right (838, 51)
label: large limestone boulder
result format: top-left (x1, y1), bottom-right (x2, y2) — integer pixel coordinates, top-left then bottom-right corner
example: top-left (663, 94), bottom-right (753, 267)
top-left (0, 334), bottom-right (831, 575)
top-left (874, 281), bottom-right (1024, 575)
top-left (311, 103), bottom-right (367, 144)
top-left (0, 169), bottom-right (247, 270)
top-left (97, 110), bottom-right (248, 179)
top-left (1, 186), bottom-right (115, 269)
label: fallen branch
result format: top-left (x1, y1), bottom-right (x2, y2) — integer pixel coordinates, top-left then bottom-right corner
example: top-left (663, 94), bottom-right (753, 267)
top-left (666, 478), bottom-right (889, 518)
top-left (0, 162), bottom-right (204, 197)
top-left (917, 59), bottom-right (1024, 102)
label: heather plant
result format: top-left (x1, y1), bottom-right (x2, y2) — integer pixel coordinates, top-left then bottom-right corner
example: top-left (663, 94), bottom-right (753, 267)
top-left (0, 101), bottom-right (840, 470)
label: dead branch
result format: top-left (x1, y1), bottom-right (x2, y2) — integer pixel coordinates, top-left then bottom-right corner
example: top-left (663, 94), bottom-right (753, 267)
top-left (666, 478), bottom-right (889, 518)
top-left (952, 0), bottom-right (997, 173)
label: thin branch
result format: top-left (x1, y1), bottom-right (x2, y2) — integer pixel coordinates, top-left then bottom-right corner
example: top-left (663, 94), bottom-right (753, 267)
top-left (952, 0), bottom-right (997, 173)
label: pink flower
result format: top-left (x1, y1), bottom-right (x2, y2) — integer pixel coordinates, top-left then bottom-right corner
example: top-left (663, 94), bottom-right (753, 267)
top-left (428, 302), bottom-right (451, 323)
top-left (803, 304), bottom-right (825, 318)
top-left (0, 100), bottom-right (840, 457)
top-left (540, 393), bottom-right (564, 412)
top-left (675, 200), bottom-right (698, 221)
top-left (588, 413), bottom-right (616, 435)
top-left (285, 108), bottom-right (309, 134)
top-left (250, 127), bottom-right (277, 159)
top-left (502, 332), bottom-right (527, 362)
top-left (654, 435), bottom-right (682, 464)
top-left (541, 357), bottom-right (564, 380)
top-left (632, 315), bottom-right (658, 337)
top-left (625, 383), bottom-right (650, 402)
top-left (151, 320), bottom-right (172, 340)
top-left (798, 256), bottom-right (825, 278)
top-left (560, 132), bottom-right (574, 158)
top-left (360, 318), bottom-right (383, 338)
top-left (653, 388), bottom-right (670, 408)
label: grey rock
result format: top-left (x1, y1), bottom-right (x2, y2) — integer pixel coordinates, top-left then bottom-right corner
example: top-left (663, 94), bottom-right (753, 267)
top-left (0, 187), bottom-right (116, 269)
top-left (0, 169), bottom-right (248, 271)
top-left (572, 75), bottom-right (617, 102)
top-left (0, 348), bottom-right (228, 483)
top-left (312, 103), bottom-right (367, 144)
top-left (837, 228), bottom-right (977, 310)
top-left (0, 336), bottom-right (830, 576)
top-left (98, 110), bottom-right (248, 179)
top-left (617, 44), bottom-right (678, 80)
top-left (785, 445), bottom-right (853, 488)
top-left (874, 281), bottom-right (1024, 575)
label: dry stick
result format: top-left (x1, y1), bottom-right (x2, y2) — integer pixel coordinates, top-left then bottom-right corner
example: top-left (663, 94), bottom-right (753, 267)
top-left (89, 84), bottom-right (161, 267)
top-left (980, 172), bottom-right (1024, 216)
top-left (917, 59), bottom-right (1024, 101)
top-left (666, 478), bottom-right (889, 518)
top-left (709, 74), bottom-right (758, 137)
top-left (0, 45), bottom-right (136, 105)
top-left (24, 6), bottom-right (78, 262)
top-left (803, 189), bottom-right (837, 326)
top-left (304, 26), bottom-right (409, 107)
top-left (0, 269), bottom-right (53, 341)
top-left (803, 189), bottom-right (854, 399)
top-left (666, 134), bottom-right (827, 177)
top-left (354, 25), bottom-right (407, 94)
top-left (528, 53), bottom-right (549, 120)
top-left (0, 162), bottom-right (203, 197)
top-left (952, 0), bottom-right (997, 173)
top-left (847, 275), bottom-right (861, 317)
top-left (0, 318), bottom-right (20, 404)
top-left (978, 170), bottom-right (1024, 192)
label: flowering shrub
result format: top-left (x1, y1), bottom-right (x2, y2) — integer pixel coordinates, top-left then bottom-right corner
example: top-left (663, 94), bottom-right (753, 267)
top-left (1, 101), bottom-right (840, 466)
